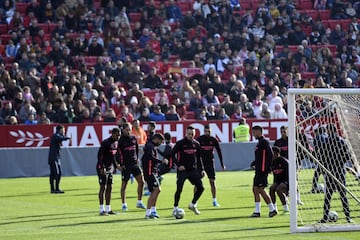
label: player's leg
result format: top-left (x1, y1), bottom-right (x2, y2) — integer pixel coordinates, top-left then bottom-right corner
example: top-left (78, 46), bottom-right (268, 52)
top-left (105, 173), bottom-right (117, 214)
top-left (269, 183), bottom-right (278, 204)
top-left (54, 162), bottom-right (64, 193)
top-left (311, 165), bottom-right (322, 193)
top-left (174, 171), bottom-right (187, 208)
top-left (145, 175), bottom-right (161, 219)
top-left (337, 176), bottom-right (352, 222)
top-left (205, 164), bottom-right (220, 207)
top-left (49, 162), bottom-right (56, 193)
top-left (97, 170), bottom-right (107, 215)
top-left (120, 168), bottom-right (130, 211)
top-left (276, 182), bottom-right (289, 213)
top-left (132, 165), bottom-right (146, 209)
top-left (257, 173), bottom-right (277, 217)
top-left (188, 169), bottom-right (204, 215)
top-left (320, 175), bottom-right (335, 222)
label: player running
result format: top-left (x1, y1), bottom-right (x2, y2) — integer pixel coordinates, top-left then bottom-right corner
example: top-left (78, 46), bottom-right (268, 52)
top-left (172, 126), bottom-right (205, 215)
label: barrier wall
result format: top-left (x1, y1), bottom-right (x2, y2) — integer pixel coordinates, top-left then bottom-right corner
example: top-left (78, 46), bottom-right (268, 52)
top-left (0, 142), bottom-right (263, 178)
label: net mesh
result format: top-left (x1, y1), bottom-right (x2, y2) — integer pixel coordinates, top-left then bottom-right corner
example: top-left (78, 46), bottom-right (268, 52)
top-left (295, 93), bottom-right (360, 228)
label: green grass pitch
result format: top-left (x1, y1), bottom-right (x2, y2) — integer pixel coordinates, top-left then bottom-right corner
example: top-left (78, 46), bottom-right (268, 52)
top-left (1, 171), bottom-right (359, 240)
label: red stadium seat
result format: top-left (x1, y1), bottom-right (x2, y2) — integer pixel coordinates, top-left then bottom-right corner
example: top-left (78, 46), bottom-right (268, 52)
top-left (84, 56), bottom-right (98, 66)
top-left (318, 10), bottom-right (331, 20)
top-left (327, 20), bottom-right (339, 30)
top-left (301, 72), bottom-right (316, 80)
top-left (185, 111), bottom-right (196, 120)
top-left (38, 23), bottom-right (49, 33)
top-left (240, 1), bottom-right (251, 10)
top-left (0, 24), bottom-right (8, 34)
top-left (298, 1), bottom-right (313, 10)
top-left (340, 19), bottom-right (352, 30)
top-left (178, 1), bottom-right (191, 12)
top-left (129, 12), bottom-right (142, 23)
top-left (305, 10), bottom-right (318, 20)
top-left (48, 23), bottom-right (58, 34)
top-left (16, 2), bottom-right (28, 15)
top-left (288, 45), bottom-right (299, 53)
top-left (324, 44), bottom-right (337, 54)
top-left (0, 34), bottom-right (12, 44)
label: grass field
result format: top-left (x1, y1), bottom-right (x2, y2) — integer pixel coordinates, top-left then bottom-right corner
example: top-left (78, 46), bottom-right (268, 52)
top-left (1, 171), bottom-right (360, 240)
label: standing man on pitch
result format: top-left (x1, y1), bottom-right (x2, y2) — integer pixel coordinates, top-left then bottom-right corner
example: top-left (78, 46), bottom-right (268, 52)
top-left (117, 123), bottom-right (146, 211)
top-left (319, 124), bottom-right (353, 223)
top-left (48, 125), bottom-right (70, 194)
top-left (172, 126), bottom-right (205, 215)
top-left (141, 133), bottom-right (169, 219)
top-left (250, 125), bottom-right (277, 217)
top-left (97, 127), bottom-right (121, 215)
top-left (197, 124), bottom-right (225, 207)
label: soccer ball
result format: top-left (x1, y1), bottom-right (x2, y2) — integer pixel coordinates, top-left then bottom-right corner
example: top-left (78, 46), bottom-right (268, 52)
top-left (328, 211), bottom-right (338, 222)
top-left (316, 183), bottom-right (325, 193)
top-left (173, 208), bottom-right (185, 219)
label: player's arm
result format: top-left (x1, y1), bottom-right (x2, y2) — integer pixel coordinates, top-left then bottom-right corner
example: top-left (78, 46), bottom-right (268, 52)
top-left (135, 139), bottom-right (139, 160)
top-left (97, 143), bottom-right (105, 175)
top-left (196, 143), bottom-right (204, 173)
top-left (214, 138), bottom-right (225, 170)
top-left (116, 142), bottom-right (125, 169)
top-left (172, 142), bottom-right (183, 170)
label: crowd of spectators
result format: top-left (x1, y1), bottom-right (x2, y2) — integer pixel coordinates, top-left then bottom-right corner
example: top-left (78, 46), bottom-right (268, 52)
top-left (0, 0), bottom-right (360, 126)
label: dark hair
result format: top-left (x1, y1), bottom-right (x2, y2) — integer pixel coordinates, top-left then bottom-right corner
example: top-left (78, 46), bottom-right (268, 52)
top-left (148, 121), bottom-right (156, 128)
top-left (56, 125), bottom-right (64, 132)
top-left (152, 133), bottom-right (165, 140)
top-left (204, 124), bottom-right (210, 130)
top-left (272, 146), bottom-right (281, 153)
top-left (112, 127), bottom-right (120, 134)
top-left (252, 125), bottom-right (263, 132)
top-left (164, 132), bottom-right (171, 141)
top-left (187, 125), bottom-right (195, 131)
top-left (280, 125), bottom-right (287, 130)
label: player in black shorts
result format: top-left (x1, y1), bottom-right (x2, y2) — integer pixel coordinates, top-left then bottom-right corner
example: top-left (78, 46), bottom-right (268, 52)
top-left (196, 125), bottom-right (225, 207)
top-left (117, 123), bottom-right (145, 211)
top-left (269, 146), bottom-right (289, 214)
top-left (250, 125), bottom-right (277, 218)
top-left (158, 132), bottom-right (174, 176)
top-left (141, 133), bottom-right (169, 219)
top-left (96, 127), bottom-right (120, 215)
top-left (172, 126), bottom-right (205, 215)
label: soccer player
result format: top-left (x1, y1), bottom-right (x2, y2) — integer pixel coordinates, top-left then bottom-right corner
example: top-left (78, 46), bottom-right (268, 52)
top-left (172, 126), bottom-right (205, 215)
top-left (97, 127), bottom-right (121, 215)
top-left (196, 125), bottom-right (225, 207)
top-left (311, 127), bottom-right (326, 193)
top-left (117, 123), bottom-right (146, 211)
top-left (143, 121), bottom-right (157, 195)
top-left (48, 125), bottom-right (70, 194)
top-left (141, 133), bottom-right (169, 219)
top-left (273, 126), bottom-right (288, 159)
top-left (274, 126), bottom-right (303, 205)
top-left (158, 132), bottom-right (174, 176)
top-left (319, 124), bottom-right (353, 223)
top-left (250, 125), bottom-right (277, 217)
top-left (269, 146), bottom-right (289, 214)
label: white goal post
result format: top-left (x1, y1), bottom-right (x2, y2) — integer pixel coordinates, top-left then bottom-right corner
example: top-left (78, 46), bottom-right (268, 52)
top-left (288, 88), bottom-right (360, 233)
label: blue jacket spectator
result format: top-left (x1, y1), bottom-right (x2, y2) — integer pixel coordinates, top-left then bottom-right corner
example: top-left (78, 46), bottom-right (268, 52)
top-left (166, 0), bottom-right (183, 23)
top-left (149, 105), bottom-right (166, 121)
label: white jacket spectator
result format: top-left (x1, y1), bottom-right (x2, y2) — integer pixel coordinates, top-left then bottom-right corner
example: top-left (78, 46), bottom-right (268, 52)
top-left (271, 103), bottom-right (288, 119)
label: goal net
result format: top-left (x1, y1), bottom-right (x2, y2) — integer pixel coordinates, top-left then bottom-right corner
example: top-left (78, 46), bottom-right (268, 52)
top-left (288, 88), bottom-right (360, 233)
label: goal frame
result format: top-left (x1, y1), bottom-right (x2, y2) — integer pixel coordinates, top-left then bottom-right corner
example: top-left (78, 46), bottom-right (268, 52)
top-left (288, 88), bottom-right (360, 233)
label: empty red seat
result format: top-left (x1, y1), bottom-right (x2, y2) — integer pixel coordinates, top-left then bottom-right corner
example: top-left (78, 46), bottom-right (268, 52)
top-left (305, 10), bottom-right (318, 20)
top-left (318, 10), bottom-right (331, 20)
top-left (0, 24), bottom-right (8, 34)
top-left (340, 19), bottom-right (352, 30)
top-left (129, 12), bottom-right (142, 23)
top-left (16, 2), bottom-right (28, 15)
top-left (184, 111), bottom-right (196, 120)
top-left (327, 20), bottom-right (340, 29)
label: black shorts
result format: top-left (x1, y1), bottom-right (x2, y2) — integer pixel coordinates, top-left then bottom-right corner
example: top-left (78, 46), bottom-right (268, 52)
top-left (271, 181), bottom-right (289, 191)
top-left (253, 172), bottom-right (269, 187)
top-left (144, 174), bottom-right (160, 192)
top-left (121, 164), bottom-right (143, 182)
top-left (158, 163), bottom-right (172, 175)
top-left (177, 168), bottom-right (203, 189)
top-left (97, 169), bottom-right (113, 186)
top-left (201, 163), bottom-right (216, 179)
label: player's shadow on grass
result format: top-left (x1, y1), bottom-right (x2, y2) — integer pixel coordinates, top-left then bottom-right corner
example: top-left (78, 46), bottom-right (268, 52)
top-left (44, 217), bottom-right (147, 227)
top-left (0, 212), bottom-right (95, 226)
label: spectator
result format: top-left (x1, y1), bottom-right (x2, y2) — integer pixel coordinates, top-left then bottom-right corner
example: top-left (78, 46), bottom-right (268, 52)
top-left (259, 102), bottom-right (271, 119)
top-left (144, 68), bottom-right (163, 89)
top-left (166, 0), bottom-right (183, 23)
top-left (271, 103), bottom-right (288, 119)
top-left (231, 105), bottom-right (243, 120)
top-left (103, 108), bottom-right (117, 123)
top-left (239, 93), bottom-right (255, 118)
top-left (202, 88), bottom-right (220, 108)
top-left (218, 107), bottom-right (230, 120)
top-left (149, 105), bottom-right (166, 121)
top-left (165, 104), bottom-right (180, 121)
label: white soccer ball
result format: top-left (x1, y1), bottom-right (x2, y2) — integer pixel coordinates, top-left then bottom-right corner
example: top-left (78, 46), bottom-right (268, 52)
top-left (316, 183), bottom-right (325, 193)
top-left (174, 208), bottom-right (185, 219)
top-left (328, 211), bottom-right (338, 222)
